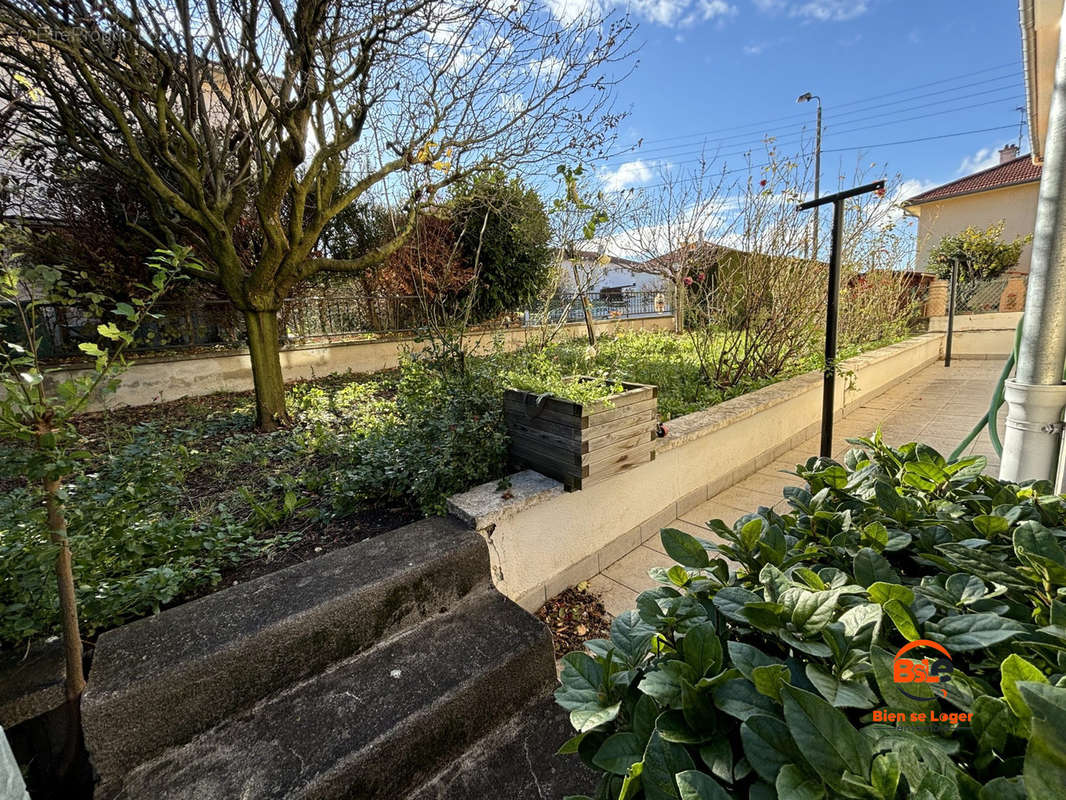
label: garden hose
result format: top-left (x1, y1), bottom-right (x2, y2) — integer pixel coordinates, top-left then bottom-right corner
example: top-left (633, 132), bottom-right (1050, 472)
top-left (949, 317), bottom-right (1025, 462)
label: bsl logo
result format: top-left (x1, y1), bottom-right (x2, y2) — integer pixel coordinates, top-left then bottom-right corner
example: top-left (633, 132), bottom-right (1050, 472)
top-left (892, 639), bottom-right (954, 700)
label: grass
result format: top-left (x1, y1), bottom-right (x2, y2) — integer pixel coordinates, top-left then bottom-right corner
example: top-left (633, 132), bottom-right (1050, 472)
top-left (498, 328), bottom-right (912, 420)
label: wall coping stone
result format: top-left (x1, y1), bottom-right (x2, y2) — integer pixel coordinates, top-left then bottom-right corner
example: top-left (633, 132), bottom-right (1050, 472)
top-left (50, 313), bottom-right (676, 371)
top-left (448, 470), bottom-right (564, 531)
top-left (659, 333), bottom-right (942, 453)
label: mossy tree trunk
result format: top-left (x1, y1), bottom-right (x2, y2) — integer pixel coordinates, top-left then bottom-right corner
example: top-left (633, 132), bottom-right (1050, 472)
top-left (243, 309), bottom-right (291, 432)
top-left (43, 476), bottom-right (85, 702)
top-left (42, 470), bottom-right (86, 775)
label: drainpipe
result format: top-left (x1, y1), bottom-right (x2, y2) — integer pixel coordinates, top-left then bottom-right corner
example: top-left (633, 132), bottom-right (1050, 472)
top-left (1000, 7), bottom-right (1066, 485)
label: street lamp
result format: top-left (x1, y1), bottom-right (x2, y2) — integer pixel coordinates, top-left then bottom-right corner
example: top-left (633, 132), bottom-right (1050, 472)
top-left (797, 92), bottom-right (823, 260)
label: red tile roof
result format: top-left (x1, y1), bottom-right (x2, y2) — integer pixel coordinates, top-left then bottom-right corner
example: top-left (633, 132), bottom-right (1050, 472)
top-left (902, 155), bottom-right (1042, 207)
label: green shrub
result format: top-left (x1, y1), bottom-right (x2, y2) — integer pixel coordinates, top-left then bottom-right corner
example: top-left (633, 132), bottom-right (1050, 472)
top-left (556, 434), bottom-right (1066, 799)
top-left (330, 358), bottom-right (508, 516)
top-left (0, 428), bottom-right (302, 644)
top-left (450, 170), bottom-right (554, 323)
top-left (0, 359), bottom-right (507, 647)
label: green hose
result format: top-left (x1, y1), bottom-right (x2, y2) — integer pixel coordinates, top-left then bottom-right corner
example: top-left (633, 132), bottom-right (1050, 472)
top-left (949, 317), bottom-right (1024, 461)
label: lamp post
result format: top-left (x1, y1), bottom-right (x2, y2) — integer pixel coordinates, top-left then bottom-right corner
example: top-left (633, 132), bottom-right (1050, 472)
top-left (797, 92), bottom-right (822, 259)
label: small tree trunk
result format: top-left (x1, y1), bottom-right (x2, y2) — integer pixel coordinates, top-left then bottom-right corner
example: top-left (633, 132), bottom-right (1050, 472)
top-left (43, 474), bottom-right (86, 778)
top-left (43, 476), bottom-right (85, 702)
top-left (674, 279), bottom-right (686, 333)
top-left (244, 309), bottom-right (291, 432)
top-left (572, 262), bottom-right (596, 346)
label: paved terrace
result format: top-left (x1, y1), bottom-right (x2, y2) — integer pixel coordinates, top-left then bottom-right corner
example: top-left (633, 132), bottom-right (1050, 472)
top-left (589, 360), bottom-right (1005, 616)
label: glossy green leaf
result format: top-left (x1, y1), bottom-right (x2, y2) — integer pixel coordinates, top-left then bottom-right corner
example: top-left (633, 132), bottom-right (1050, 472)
top-left (927, 613), bottom-right (1026, 652)
top-left (780, 684), bottom-right (872, 790)
top-left (740, 712), bottom-right (802, 783)
top-left (642, 730), bottom-right (696, 800)
top-left (775, 764), bottom-right (825, 800)
top-left (1001, 654), bottom-right (1048, 723)
top-left (683, 622), bottom-right (723, 677)
top-left (661, 528), bottom-right (710, 569)
top-left (593, 732), bottom-right (645, 775)
top-left (676, 770), bottom-right (731, 800)
top-left (1020, 682), bottom-right (1066, 800)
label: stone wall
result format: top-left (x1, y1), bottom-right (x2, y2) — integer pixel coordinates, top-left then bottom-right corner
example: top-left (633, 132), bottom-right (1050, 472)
top-left (926, 311), bottom-right (1022, 358)
top-left (449, 333), bottom-right (946, 610)
top-left (47, 314), bottom-right (674, 410)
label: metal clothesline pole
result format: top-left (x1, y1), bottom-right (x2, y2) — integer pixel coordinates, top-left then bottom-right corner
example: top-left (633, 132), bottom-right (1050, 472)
top-left (798, 179), bottom-right (886, 458)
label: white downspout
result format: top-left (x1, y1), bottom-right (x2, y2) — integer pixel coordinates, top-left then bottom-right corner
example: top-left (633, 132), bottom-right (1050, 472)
top-left (1001, 7), bottom-right (1066, 485)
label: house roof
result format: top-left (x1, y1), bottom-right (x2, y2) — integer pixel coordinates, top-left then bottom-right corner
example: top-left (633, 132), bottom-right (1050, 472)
top-left (902, 155), bottom-right (1042, 207)
top-left (568, 249), bottom-right (641, 268)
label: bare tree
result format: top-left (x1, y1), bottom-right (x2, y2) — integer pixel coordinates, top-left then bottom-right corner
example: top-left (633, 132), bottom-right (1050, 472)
top-left (0, 0), bottom-right (632, 429)
top-left (538, 165), bottom-right (621, 346)
top-left (613, 141), bottom-right (920, 391)
top-left (614, 153), bottom-right (738, 332)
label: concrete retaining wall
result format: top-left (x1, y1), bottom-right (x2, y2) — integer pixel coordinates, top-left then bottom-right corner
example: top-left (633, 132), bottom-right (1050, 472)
top-left (927, 311), bottom-right (1020, 359)
top-left (449, 333), bottom-right (946, 610)
top-left (48, 314), bottom-right (673, 410)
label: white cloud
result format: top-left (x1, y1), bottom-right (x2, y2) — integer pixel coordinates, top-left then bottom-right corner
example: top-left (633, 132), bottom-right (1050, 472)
top-left (542, 0), bottom-right (604, 25)
top-left (529, 55), bottom-right (566, 80)
top-left (889, 178), bottom-right (938, 223)
top-left (897, 178), bottom-right (938, 201)
top-left (743, 42), bottom-right (767, 55)
top-left (601, 159), bottom-right (654, 191)
top-left (698, 0), bottom-right (737, 21)
top-left (793, 1), bottom-right (868, 21)
top-left (543, 0), bottom-right (735, 28)
top-left (957, 146), bottom-right (1001, 176)
top-left (498, 92), bottom-right (527, 114)
top-left (754, 0), bottom-right (868, 22)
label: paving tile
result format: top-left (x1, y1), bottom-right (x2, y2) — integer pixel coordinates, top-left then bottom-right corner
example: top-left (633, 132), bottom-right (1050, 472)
top-left (587, 574), bottom-right (639, 618)
top-left (712, 484), bottom-right (786, 513)
top-left (586, 359), bottom-right (1006, 619)
top-left (602, 545), bottom-right (671, 593)
top-left (680, 496), bottom-right (750, 527)
top-left (640, 504), bottom-right (680, 543)
top-left (741, 471), bottom-right (799, 498)
top-left (647, 517), bottom-right (711, 554)
top-left (597, 525), bottom-right (643, 572)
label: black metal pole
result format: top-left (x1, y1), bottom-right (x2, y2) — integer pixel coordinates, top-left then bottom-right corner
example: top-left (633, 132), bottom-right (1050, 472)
top-left (797, 179), bottom-right (885, 459)
top-left (944, 258), bottom-right (958, 368)
top-left (821, 199), bottom-right (845, 457)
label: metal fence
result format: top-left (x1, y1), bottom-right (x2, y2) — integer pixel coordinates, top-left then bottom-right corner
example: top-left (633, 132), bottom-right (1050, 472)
top-left (951, 276), bottom-right (1022, 314)
top-left (8, 290), bottom-right (674, 360)
top-left (525, 290), bottom-right (672, 325)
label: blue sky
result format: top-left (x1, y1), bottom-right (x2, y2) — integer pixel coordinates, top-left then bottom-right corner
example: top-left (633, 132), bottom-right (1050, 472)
top-left (568, 0), bottom-right (1025, 202)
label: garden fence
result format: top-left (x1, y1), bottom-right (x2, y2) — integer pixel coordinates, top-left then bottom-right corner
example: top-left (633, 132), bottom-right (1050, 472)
top-left (8, 290), bottom-right (673, 360)
top-left (526, 291), bottom-right (672, 325)
top-left (951, 275), bottom-right (1027, 314)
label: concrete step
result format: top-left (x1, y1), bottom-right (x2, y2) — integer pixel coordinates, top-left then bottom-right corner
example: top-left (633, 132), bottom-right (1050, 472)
top-left (83, 517), bottom-right (488, 791)
top-left (405, 695), bottom-right (599, 800)
top-left (114, 589), bottom-right (557, 800)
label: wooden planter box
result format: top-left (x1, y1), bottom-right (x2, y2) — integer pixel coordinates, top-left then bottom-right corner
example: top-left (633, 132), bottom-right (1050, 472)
top-left (503, 378), bottom-right (658, 491)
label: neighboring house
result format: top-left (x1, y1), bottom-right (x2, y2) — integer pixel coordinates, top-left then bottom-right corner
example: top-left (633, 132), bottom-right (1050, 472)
top-left (901, 145), bottom-right (1041, 312)
top-left (559, 250), bottom-right (664, 294)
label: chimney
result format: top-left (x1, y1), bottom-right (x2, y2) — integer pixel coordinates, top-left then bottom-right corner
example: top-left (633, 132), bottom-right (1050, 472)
top-left (1000, 144), bottom-right (1020, 164)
